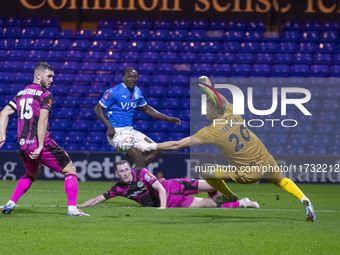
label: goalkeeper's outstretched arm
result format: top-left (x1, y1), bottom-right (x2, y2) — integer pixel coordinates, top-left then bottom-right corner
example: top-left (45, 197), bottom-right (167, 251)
top-left (78, 195), bottom-right (106, 207)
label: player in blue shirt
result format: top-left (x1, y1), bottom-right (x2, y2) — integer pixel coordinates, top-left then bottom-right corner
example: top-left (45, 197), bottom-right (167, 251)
top-left (94, 67), bottom-right (181, 169)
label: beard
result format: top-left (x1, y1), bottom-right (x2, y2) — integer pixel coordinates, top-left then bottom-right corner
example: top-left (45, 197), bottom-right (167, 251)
top-left (40, 80), bottom-right (49, 89)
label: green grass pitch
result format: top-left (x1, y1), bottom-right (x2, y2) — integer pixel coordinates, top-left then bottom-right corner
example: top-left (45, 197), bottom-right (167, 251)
top-left (1, 181), bottom-right (339, 255)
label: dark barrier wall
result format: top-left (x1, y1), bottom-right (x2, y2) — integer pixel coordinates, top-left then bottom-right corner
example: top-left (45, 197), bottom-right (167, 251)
top-left (1, 0), bottom-right (340, 22)
top-left (1, 151), bottom-right (339, 183)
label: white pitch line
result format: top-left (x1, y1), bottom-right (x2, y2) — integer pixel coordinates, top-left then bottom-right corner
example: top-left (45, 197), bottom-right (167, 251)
top-left (1, 205), bottom-right (339, 213)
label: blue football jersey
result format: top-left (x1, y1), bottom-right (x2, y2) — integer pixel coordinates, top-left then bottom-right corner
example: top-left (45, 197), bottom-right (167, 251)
top-left (99, 83), bottom-right (147, 127)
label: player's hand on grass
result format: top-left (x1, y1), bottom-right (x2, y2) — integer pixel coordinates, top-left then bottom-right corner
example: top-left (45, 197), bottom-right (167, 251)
top-left (168, 117), bottom-right (181, 125)
top-left (29, 146), bottom-right (43, 159)
top-left (0, 136), bottom-right (6, 148)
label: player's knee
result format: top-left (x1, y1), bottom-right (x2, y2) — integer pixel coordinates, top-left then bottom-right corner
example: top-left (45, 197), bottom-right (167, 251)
top-left (61, 162), bottom-right (77, 175)
top-left (204, 199), bottom-right (217, 208)
top-left (199, 165), bottom-right (216, 179)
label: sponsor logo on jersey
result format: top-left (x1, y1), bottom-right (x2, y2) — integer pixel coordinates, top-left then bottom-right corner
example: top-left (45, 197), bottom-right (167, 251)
top-left (137, 181), bottom-right (144, 188)
top-left (48, 99), bottom-right (53, 107)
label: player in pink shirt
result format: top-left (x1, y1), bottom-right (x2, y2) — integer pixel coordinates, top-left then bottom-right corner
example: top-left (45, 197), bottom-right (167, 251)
top-left (78, 160), bottom-right (259, 209)
top-left (0, 62), bottom-right (88, 216)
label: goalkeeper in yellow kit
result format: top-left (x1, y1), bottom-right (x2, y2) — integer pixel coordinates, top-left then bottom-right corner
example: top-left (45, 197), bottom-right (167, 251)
top-left (135, 76), bottom-right (316, 222)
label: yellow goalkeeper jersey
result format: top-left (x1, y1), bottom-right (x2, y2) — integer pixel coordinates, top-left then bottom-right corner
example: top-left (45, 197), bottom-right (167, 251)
top-left (193, 104), bottom-right (272, 170)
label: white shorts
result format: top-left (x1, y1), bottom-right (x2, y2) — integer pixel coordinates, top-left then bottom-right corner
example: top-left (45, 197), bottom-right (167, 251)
top-left (107, 126), bottom-right (154, 151)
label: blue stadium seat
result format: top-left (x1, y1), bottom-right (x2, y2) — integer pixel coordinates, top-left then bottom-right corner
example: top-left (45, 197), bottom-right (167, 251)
top-left (80, 96), bottom-right (101, 108)
top-left (1, 142), bottom-right (17, 150)
top-left (135, 19), bottom-right (153, 29)
top-left (33, 38), bottom-right (53, 50)
top-left (281, 31), bottom-right (300, 41)
top-left (192, 63), bottom-right (212, 76)
top-left (169, 29), bottom-right (188, 41)
top-left (41, 18), bottom-right (60, 28)
top-left (57, 30), bottom-right (73, 39)
top-left (116, 19), bottom-right (134, 29)
top-left (182, 41), bottom-right (201, 52)
top-left (317, 42), bottom-right (334, 53)
top-left (146, 40), bottom-right (165, 52)
top-left (20, 27), bottom-right (40, 38)
top-left (126, 40), bottom-right (146, 52)
top-left (49, 119), bottom-right (71, 130)
top-left (24, 17), bottom-right (41, 27)
top-left (178, 52), bottom-right (196, 63)
top-left (93, 73), bottom-right (113, 85)
top-left (64, 50), bottom-right (83, 61)
top-left (84, 131), bottom-right (107, 144)
top-left (121, 51), bottom-right (140, 62)
top-left (74, 73), bottom-right (95, 84)
top-left (223, 42), bottom-right (241, 52)
top-left (102, 50), bottom-right (121, 62)
top-left (235, 53), bottom-right (254, 64)
top-left (60, 61), bottom-right (79, 73)
top-left (301, 31), bottom-right (319, 42)
top-left (216, 52), bottom-right (235, 63)
top-left (93, 29), bottom-right (114, 40)
top-left (228, 21), bottom-right (246, 30)
top-left (131, 28), bottom-right (151, 40)
top-left (208, 20), bottom-right (227, 30)
top-left (156, 63), bottom-right (173, 74)
top-left (6, 17), bottom-right (22, 27)
top-left (287, 146), bottom-right (305, 154)
top-left (239, 42), bottom-right (259, 52)
top-left (251, 64), bottom-right (270, 77)
top-left (172, 63), bottom-right (191, 75)
top-left (271, 64), bottom-right (290, 77)
top-left (173, 20), bottom-right (190, 29)
top-left (65, 131), bottom-right (87, 143)
top-left (322, 21), bottom-right (340, 30)
top-left (71, 120), bottom-right (90, 131)
top-left (277, 42), bottom-right (297, 53)
top-left (329, 65), bottom-right (340, 77)
top-left (195, 52), bottom-right (215, 64)
top-left (223, 31), bottom-right (243, 41)
top-left (232, 64), bottom-right (251, 76)
top-left (46, 50), bottom-right (65, 61)
top-left (28, 50), bottom-right (48, 60)
top-left (161, 98), bottom-right (180, 109)
top-left (145, 85), bottom-right (164, 97)
top-left (15, 72), bottom-right (31, 83)
top-left (298, 42), bottom-right (316, 53)
top-left (90, 40), bottom-right (110, 51)
top-left (140, 51), bottom-right (159, 62)
top-left (167, 86), bottom-right (185, 97)
top-left (302, 21), bottom-right (320, 31)
top-left (71, 39), bottom-right (92, 50)
top-left (159, 52), bottom-right (178, 63)
top-left (290, 64), bottom-right (310, 77)
top-left (310, 65), bottom-right (329, 77)
top-left (39, 27), bottom-right (58, 38)
top-left (150, 29), bottom-right (169, 40)
top-left (74, 30), bottom-right (92, 39)
top-left (201, 41), bottom-right (222, 52)
top-left (63, 142), bottom-right (80, 151)
top-left (283, 21), bottom-right (300, 31)
top-left (107, 40), bottom-right (127, 51)
top-left (165, 41), bottom-right (183, 52)
top-left (55, 73), bottom-right (75, 84)
top-left (255, 53), bottom-right (273, 64)
top-left (154, 20), bottom-right (172, 29)
top-left (97, 19), bottom-right (116, 29)
top-left (244, 31), bottom-right (263, 41)
top-left (84, 51), bottom-right (104, 62)
top-left (0, 39), bottom-right (14, 49)
top-left (152, 75), bottom-right (169, 86)
top-left (2, 27), bottom-right (21, 38)
top-left (212, 64), bottom-right (232, 76)
top-left (190, 20), bottom-right (208, 30)
top-left (52, 39), bottom-right (72, 49)
top-left (3, 60), bottom-right (21, 71)
top-left (293, 53), bottom-right (312, 64)
top-left (314, 53), bottom-right (332, 64)
top-left (187, 29), bottom-right (206, 41)
top-left (172, 75), bottom-right (190, 86)
top-left (248, 21), bottom-right (265, 31)
top-left (81, 144), bottom-right (101, 151)
top-left (258, 42), bottom-right (278, 53)
top-left (321, 31), bottom-right (337, 42)
top-left (98, 62), bottom-right (118, 72)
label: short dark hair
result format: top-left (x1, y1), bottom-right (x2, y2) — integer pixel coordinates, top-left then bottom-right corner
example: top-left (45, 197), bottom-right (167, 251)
top-left (123, 67), bottom-right (137, 77)
top-left (34, 62), bottom-right (54, 73)
top-left (114, 160), bottom-right (131, 171)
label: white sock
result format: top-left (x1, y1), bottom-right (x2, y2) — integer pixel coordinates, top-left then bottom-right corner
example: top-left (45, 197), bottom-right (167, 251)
top-left (68, 206), bottom-right (77, 212)
top-left (238, 200), bottom-right (246, 208)
top-left (7, 200), bottom-right (16, 209)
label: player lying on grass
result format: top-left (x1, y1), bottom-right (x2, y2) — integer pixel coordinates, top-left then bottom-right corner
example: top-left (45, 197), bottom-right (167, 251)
top-left (78, 160), bottom-right (259, 209)
top-left (0, 62), bottom-right (88, 216)
top-left (133, 76), bottom-right (316, 222)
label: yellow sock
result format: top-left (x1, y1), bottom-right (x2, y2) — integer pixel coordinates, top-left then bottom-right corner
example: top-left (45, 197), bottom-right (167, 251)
top-left (280, 178), bottom-right (306, 201)
top-left (205, 179), bottom-right (233, 197)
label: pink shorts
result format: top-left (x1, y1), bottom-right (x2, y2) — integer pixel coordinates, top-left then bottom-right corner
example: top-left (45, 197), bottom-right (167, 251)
top-left (161, 178), bottom-right (199, 208)
top-left (19, 140), bottom-right (71, 175)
